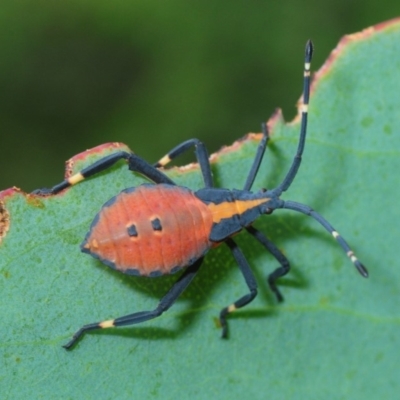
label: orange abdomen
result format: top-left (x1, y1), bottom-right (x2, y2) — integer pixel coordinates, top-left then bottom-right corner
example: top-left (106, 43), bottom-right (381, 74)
top-left (81, 184), bottom-right (214, 276)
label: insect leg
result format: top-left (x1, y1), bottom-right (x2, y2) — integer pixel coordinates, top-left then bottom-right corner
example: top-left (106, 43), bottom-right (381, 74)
top-left (33, 151), bottom-right (175, 195)
top-left (243, 123), bottom-right (270, 191)
top-left (246, 226), bottom-right (290, 302)
top-left (219, 238), bottom-right (258, 338)
top-left (154, 139), bottom-right (213, 188)
top-left (63, 257), bottom-right (204, 350)
top-left (126, 153), bottom-right (175, 185)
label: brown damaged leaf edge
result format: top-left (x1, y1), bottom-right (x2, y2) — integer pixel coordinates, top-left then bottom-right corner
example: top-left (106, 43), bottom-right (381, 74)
top-left (0, 202), bottom-right (10, 241)
top-left (33, 131), bottom-right (277, 196)
top-left (32, 127), bottom-right (279, 188)
top-left (207, 109), bottom-right (283, 167)
top-left (0, 188), bottom-right (48, 243)
top-left (313, 17), bottom-right (400, 91)
top-left (0, 189), bottom-right (12, 244)
top-left (0, 132), bottom-right (274, 202)
top-left (65, 142), bottom-right (132, 180)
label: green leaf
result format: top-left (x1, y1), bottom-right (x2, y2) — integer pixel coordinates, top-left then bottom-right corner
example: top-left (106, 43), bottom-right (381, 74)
top-left (1, 20), bottom-right (400, 399)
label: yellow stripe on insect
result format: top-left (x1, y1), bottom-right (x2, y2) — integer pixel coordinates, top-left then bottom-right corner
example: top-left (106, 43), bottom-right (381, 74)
top-left (208, 198), bottom-right (268, 224)
top-left (305, 62), bottom-right (311, 71)
top-left (332, 230), bottom-right (340, 239)
top-left (350, 255), bottom-right (358, 263)
top-left (347, 250), bottom-right (358, 263)
top-left (157, 155), bottom-right (171, 167)
top-left (99, 319), bottom-right (115, 329)
top-left (301, 104), bottom-right (308, 113)
top-left (68, 173), bottom-right (85, 186)
top-left (227, 304), bottom-right (237, 313)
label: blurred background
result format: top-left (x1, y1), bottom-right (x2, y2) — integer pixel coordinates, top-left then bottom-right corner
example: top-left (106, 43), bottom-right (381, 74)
top-left (0, 0), bottom-right (399, 191)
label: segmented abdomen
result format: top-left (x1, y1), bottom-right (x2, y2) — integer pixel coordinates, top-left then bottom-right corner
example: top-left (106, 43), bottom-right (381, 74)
top-left (81, 184), bottom-right (213, 276)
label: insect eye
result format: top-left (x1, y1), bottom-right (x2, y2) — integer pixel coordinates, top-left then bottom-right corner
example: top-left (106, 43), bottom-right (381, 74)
top-left (265, 208), bottom-right (273, 215)
top-left (260, 188), bottom-right (267, 193)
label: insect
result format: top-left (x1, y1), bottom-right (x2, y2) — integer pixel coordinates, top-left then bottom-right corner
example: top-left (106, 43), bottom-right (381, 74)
top-left (34, 40), bottom-right (368, 350)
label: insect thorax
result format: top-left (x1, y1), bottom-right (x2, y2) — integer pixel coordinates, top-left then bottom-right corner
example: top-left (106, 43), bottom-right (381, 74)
top-left (195, 187), bottom-right (274, 242)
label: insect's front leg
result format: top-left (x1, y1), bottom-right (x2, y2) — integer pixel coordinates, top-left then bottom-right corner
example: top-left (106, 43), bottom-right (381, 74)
top-left (32, 151), bottom-right (134, 195)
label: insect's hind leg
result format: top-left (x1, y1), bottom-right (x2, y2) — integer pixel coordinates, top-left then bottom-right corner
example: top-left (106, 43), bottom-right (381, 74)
top-left (219, 238), bottom-right (258, 338)
top-left (154, 138), bottom-right (213, 188)
top-left (33, 151), bottom-right (175, 195)
top-left (246, 226), bottom-right (290, 302)
top-left (63, 257), bottom-right (204, 350)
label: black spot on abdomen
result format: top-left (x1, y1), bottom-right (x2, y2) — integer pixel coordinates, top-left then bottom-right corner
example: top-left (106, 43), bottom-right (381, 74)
top-left (151, 218), bottom-right (162, 231)
top-left (127, 224), bottom-right (138, 237)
